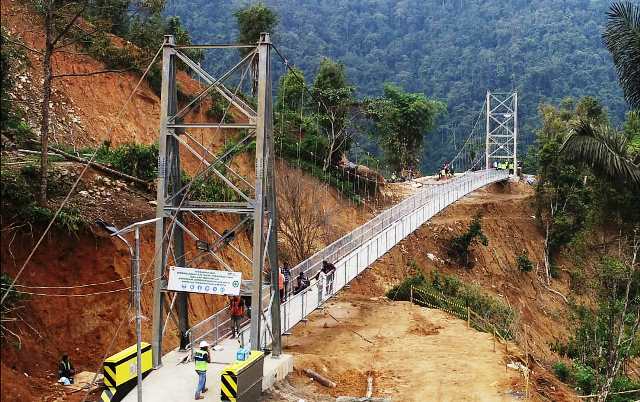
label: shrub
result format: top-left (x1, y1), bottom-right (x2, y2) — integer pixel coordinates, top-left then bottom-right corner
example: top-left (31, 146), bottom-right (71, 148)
top-left (95, 142), bottom-right (158, 181)
top-left (449, 213), bottom-right (488, 268)
top-left (517, 253), bottom-right (534, 272)
top-left (573, 363), bottom-right (596, 395)
top-left (181, 170), bottom-right (240, 203)
top-left (207, 92), bottom-right (235, 123)
top-left (552, 361), bottom-right (571, 382)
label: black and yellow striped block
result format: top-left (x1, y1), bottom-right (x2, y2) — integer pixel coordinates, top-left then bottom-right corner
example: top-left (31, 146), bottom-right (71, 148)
top-left (103, 343), bottom-right (152, 387)
top-left (220, 371), bottom-right (238, 401)
top-left (101, 343), bottom-right (153, 402)
top-left (100, 386), bottom-right (116, 402)
top-left (220, 351), bottom-right (264, 402)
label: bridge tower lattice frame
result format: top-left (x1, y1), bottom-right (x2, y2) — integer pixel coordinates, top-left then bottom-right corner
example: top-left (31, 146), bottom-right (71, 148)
top-left (151, 33), bottom-right (281, 368)
top-left (485, 91), bottom-right (518, 170)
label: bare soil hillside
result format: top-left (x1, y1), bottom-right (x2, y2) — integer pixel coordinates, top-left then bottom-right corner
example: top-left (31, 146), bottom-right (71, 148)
top-left (266, 181), bottom-right (579, 402)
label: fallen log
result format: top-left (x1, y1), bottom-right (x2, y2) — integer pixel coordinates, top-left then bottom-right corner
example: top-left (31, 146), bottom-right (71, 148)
top-left (303, 368), bottom-right (336, 388)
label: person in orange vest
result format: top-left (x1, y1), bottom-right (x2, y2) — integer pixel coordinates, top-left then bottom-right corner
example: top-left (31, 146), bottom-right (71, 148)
top-left (278, 268), bottom-right (285, 302)
top-left (229, 296), bottom-right (245, 338)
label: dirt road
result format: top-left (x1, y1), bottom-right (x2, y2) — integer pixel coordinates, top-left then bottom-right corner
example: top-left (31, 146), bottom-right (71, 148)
top-left (266, 293), bottom-right (524, 401)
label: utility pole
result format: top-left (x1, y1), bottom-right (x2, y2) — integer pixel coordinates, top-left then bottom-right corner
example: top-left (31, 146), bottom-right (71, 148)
top-left (133, 226), bottom-right (143, 402)
top-left (98, 217), bottom-right (160, 400)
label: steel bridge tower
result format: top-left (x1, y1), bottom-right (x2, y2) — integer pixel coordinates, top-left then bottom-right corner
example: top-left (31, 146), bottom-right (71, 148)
top-left (485, 91), bottom-right (518, 170)
top-left (151, 34), bottom-right (281, 367)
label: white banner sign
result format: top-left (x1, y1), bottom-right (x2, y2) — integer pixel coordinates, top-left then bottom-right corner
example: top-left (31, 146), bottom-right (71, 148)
top-left (167, 266), bottom-right (242, 296)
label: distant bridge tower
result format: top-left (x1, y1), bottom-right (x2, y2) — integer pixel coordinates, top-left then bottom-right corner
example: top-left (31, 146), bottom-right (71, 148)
top-left (485, 91), bottom-right (518, 170)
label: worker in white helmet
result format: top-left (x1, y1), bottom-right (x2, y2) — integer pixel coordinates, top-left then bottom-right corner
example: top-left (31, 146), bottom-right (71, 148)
top-left (194, 340), bottom-right (211, 400)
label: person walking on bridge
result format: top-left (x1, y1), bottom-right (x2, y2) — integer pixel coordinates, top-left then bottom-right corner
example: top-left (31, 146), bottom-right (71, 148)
top-left (194, 340), bottom-right (211, 400)
top-left (229, 296), bottom-right (245, 338)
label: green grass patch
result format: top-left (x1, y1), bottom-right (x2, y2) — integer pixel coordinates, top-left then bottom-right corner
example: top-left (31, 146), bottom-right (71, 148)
top-left (93, 142), bottom-right (158, 182)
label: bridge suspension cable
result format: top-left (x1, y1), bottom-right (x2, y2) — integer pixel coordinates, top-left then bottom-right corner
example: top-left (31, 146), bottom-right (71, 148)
top-left (448, 98), bottom-right (487, 174)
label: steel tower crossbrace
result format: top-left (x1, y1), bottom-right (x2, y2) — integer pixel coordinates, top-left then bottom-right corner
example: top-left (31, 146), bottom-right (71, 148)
top-left (485, 91), bottom-right (518, 170)
top-left (151, 33), bottom-right (281, 368)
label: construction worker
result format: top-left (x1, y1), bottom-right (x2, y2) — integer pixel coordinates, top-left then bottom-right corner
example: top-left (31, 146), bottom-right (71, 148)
top-left (229, 295), bottom-right (245, 338)
top-left (194, 340), bottom-right (211, 400)
top-left (58, 354), bottom-right (75, 385)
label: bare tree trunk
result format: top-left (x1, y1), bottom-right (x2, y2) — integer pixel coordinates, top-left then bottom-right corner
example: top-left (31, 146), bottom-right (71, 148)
top-left (38, 6), bottom-right (53, 206)
top-left (543, 221), bottom-right (552, 284)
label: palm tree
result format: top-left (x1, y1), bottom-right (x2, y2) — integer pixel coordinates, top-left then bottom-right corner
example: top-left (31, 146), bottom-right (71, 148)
top-left (603, 1), bottom-right (640, 110)
top-left (562, 120), bottom-right (640, 188)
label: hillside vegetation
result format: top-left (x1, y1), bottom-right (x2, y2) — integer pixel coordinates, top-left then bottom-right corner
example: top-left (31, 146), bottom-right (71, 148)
top-left (168, 0), bottom-right (627, 171)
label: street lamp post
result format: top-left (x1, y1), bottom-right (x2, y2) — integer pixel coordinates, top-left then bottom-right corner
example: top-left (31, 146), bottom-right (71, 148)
top-left (97, 217), bottom-right (160, 402)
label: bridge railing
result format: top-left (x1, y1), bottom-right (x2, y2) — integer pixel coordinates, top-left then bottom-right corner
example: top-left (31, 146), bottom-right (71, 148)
top-left (189, 169), bottom-right (508, 350)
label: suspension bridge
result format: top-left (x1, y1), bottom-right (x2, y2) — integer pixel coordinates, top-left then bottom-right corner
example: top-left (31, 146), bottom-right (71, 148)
top-left (122, 34), bottom-right (517, 401)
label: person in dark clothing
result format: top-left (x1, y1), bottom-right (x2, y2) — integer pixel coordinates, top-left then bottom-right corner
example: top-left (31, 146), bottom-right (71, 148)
top-left (322, 261), bottom-right (336, 294)
top-left (294, 272), bottom-right (310, 294)
top-left (282, 263), bottom-right (291, 301)
top-left (58, 354), bottom-right (75, 384)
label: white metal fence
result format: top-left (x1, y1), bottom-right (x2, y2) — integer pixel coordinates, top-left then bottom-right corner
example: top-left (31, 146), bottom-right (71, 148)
top-left (188, 169), bottom-right (509, 350)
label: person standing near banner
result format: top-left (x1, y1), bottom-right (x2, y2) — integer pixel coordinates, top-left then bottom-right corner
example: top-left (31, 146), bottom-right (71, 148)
top-left (194, 340), bottom-right (211, 400)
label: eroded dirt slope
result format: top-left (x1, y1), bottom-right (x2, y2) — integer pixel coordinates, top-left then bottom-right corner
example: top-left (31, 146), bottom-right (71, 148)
top-left (266, 181), bottom-right (579, 402)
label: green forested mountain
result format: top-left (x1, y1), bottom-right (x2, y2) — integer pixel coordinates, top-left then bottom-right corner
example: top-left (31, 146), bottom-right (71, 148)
top-left (166, 0), bottom-right (628, 172)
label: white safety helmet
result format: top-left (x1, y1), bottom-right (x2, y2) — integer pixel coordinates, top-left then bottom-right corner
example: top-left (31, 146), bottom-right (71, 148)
top-left (199, 340), bottom-right (210, 348)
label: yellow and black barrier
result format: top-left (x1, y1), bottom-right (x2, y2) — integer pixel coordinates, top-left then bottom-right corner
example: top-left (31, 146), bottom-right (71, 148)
top-left (100, 342), bottom-right (153, 402)
top-left (220, 350), bottom-right (265, 402)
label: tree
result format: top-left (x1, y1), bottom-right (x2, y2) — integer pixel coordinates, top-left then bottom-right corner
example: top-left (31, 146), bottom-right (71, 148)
top-left (565, 239), bottom-right (640, 402)
top-left (312, 58), bottom-right (356, 170)
top-left (534, 100), bottom-right (596, 284)
top-left (365, 83), bottom-right (444, 173)
top-left (234, 3), bottom-right (278, 46)
top-left (603, 1), bottom-right (640, 110)
top-left (21, 0), bottom-right (196, 205)
top-left (1, 28), bottom-right (29, 140)
top-left (561, 120), bottom-right (640, 188)
top-left (276, 166), bottom-right (330, 264)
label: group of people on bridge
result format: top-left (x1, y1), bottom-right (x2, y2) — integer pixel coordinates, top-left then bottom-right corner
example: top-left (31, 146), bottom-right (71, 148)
top-left (439, 161), bottom-right (455, 180)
